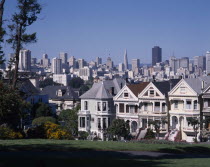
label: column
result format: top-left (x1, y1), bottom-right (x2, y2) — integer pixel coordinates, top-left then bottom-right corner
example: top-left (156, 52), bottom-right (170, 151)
top-left (192, 100), bottom-right (194, 110)
top-left (160, 102), bottom-right (162, 112)
top-left (147, 117), bottom-right (148, 128)
top-left (183, 99), bottom-right (186, 110)
top-left (152, 102), bottom-right (154, 112)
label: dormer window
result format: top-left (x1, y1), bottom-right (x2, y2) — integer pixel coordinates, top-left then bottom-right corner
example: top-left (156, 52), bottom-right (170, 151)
top-left (57, 89), bottom-right (63, 97)
top-left (149, 90), bottom-right (154, 97)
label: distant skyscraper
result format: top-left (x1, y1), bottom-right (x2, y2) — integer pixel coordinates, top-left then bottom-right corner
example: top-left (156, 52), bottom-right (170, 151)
top-left (42, 54), bottom-right (50, 68)
top-left (152, 46), bottom-right (162, 66)
top-left (194, 56), bottom-right (206, 70)
top-left (118, 63), bottom-right (124, 72)
top-left (69, 56), bottom-right (76, 68)
top-left (179, 57), bottom-right (189, 69)
top-left (96, 57), bottom-right (102, 66)
top-left (31, 58), bottom-right (37, 65)
top-left (124, 49), bottom-right (128, 70)
top-left (19, 49), bottom-right (31, 71)
top-left (52, 57), bottom-right (62, 74)
top-left (106, 57), bottom-right (113, 69)
top-left (78, 59), bottom-right (85, 69)
top-left (206, 51), bottom-right (210, 74)
top-left (59, 52), bottom-right (68, 64)
top-left (169, 56), bottom-right (179, 73)
top-left (131, 59), bottom-right (140, 71)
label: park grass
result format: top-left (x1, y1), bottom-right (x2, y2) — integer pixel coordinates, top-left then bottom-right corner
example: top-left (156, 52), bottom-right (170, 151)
top-left (0, 139), bottom-right (209, 154)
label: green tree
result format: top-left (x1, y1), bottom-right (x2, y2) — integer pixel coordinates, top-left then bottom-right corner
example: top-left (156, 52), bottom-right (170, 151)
top-left (32, 116), bottom-right (56, 126)
top-left (39, 78), bottom-right (62, 88)
top-left (187, 117), bottom-right (200, 142)
top-left (107, 119), bottom-right (130, 140)
top-left (7, 0), bottom-right (41, 89)
top-left (148, 118), bottom-right (167, 140)
top-left (69, 77), bottom-right (84, 88)
top-left (31, 102), bottom-right (53, 118)
top-left (0, 81), bottom-right (24, 128)
top-left (58, 105), bottom-right (80, 136)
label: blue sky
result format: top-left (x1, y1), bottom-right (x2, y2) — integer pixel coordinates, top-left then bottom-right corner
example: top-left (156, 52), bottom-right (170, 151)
top-left (3, 0), bottom-right (210, 64)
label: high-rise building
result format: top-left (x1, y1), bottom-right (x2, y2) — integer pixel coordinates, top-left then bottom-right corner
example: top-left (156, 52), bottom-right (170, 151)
top-left (96, 57), bottom-right (102, 66)
top-left (179, 57), bottom-right (189, 69)
top-left (194, 56), bottom-right (206, 70)
top-left (152, 46), bottom-right (162, 66)
top-left (42, 54), bottom-right (50, 68)
top-left (59, 52), bottom-right (68, 64)
top-left (206, 51), bottom-right (210, 74)
top-left (68, 56), bottom-right (76, 68)
top-left (106, 57), bottom-right (113, 69)
top-left (169, 56), bottom-right (179, 73)
top-left (78, 59), bottom-right (85, 69)
top-left (19, 49), bottom-right (31, 71)
top-left (31, 58), bottom-right (37, 65)
top-left (52, 57), bottom-right (62, 74)
top-left (118, 63), bottom-right (124, 72)
top-left (131, 59), bottom-right (140, 72)
top-left (124, 49), bottom-right (128, 70)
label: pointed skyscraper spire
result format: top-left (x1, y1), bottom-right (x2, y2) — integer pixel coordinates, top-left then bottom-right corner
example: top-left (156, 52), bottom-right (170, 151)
top-left (124, 49), bottom-right (128, 70)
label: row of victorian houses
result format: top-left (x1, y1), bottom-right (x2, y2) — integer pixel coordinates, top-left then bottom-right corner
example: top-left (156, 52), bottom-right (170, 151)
top-left (78, 77), bottom-right (210, 142)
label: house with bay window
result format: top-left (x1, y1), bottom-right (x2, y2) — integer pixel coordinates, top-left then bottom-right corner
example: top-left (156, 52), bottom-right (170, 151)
top-left (168, 76), bottom-right (210, 142)
top-left (78, 78), bottom-right (125, 140)
top-left (113, 82), bottom-right (149, 135)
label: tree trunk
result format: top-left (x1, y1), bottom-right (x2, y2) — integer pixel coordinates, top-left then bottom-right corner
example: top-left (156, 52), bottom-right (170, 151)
top-left (12, 26), bottom-right (22, 89)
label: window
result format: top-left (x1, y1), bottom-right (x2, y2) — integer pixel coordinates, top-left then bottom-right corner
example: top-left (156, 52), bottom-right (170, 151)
top-left (91, 118), bottom-right (94, 122)
top-left (135, 105), bottom-right (138, 113)
top-left (208, 99), bottom-right (210, 107)
top-left (119, 103), bottom-right (124, 113)
top-left (103, 102), bottom-right (106, 111)
top-left (97, 102), bottom-right (101, 111)
top-left (80, 117), bottom-right (85, 128)
top-left (124, 93), bottom-right (129, 98)
top-left (149, 90), bottom-right (154, 97)
top-left (98, 118), bottom-right (101, 129)
top-left (174, 101), bottom-right (178, 109)
top-left (180, 87), bottom-right (186, 94)
top-left (194, 100), bottom-right (198, 110)
top-left (186, 100), bottom-right (191, 109)
top-left (108, 118), bottom-right (111, 127)
top-left (103, 118), bottom-right (106, 129)
top-left (84, 101), bottom-right (88, 110)
top-left (126, 105), bottom-right (129, 113)
top-left (144, 103), bottom-right (148, 111)
top-left (86, 117), bottom-right (89, 127)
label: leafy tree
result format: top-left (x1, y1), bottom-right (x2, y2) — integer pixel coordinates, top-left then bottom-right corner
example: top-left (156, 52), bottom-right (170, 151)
top-left (7, 0), bottom-right (41, 89)
top-left (0, 81), bottom-right (24, 128)
top-left (32, 116), bottom-right (56, 126)
top-left (0, 0), bottom-right (5, 79)
top-left (39, 78), bottom-right (62, 88)
top-left (148, 118), bottom-right (167, 140)
top-left (58, 105), bottom-right (80, 136)
top-left (31, 102), bottom-right (53, 118)
top-left (69, 77), bottom-right (84, 88)
top-left (107, 119), bottom-right (130, 140)
top-left (187, 117), bottom-right (200, 142)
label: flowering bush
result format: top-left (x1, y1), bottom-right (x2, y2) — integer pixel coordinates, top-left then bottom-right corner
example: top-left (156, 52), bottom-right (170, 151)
top-left (0, 126), bottom-right (23, 139)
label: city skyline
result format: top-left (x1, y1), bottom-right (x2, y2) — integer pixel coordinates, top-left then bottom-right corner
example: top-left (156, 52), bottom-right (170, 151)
top-left (3, 0), bottom-right (210, 64)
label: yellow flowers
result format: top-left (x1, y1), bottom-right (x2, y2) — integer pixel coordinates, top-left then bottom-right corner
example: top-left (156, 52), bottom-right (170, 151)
top-left (0, 127), bottom-right (23, 139)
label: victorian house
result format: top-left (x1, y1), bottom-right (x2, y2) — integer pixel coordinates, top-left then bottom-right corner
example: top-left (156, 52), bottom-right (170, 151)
top-left (113, 82), bottom-right (149, 135)
top-left (78, 78), bottom-right (125, 140)
top-left (168, 76), bottom-right (210, 142)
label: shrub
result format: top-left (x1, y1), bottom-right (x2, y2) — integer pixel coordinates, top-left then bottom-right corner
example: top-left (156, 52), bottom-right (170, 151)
top-left (78, 131), bottom-right (89, 140)
top-left (144, 128), bottom-right (155, 139)
top-left (0, 126), bottom-right (23, 139)
top-left (32, 116), bottom-right (56, 126)
top-left (27, 122), bottom-right (73, 140)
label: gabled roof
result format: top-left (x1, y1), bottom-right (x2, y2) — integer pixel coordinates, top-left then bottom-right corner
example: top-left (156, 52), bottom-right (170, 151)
top-left (127, 82), bottom-right (149, 97)
top-left (80, 78), bottom-right (126, 99)
top-left (153, 79), bottom-right (180, 95)
top-left (41, 86), bottom-right (79, 100)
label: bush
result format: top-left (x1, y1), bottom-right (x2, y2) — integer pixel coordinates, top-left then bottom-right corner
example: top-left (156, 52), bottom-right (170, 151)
top-left (32, 116), bottom-right (57, 126)
top-left (78, 131), bottom-right (89, 140)
top-left (144, 128), bottom-right (155, 139)
top-left (27, 122), bottom-right (73, 140)
top-left (0, 126), bottom-right (23, 139)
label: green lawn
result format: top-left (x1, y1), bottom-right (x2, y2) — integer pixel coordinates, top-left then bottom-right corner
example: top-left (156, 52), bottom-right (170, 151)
top-left (0, 139), bottom-right (209, 167)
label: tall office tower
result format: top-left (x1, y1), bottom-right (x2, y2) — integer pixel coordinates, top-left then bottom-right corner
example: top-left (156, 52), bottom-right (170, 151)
top-left (96, 57), bottom-right (102, 66)
top-left (42, 54), bottom-right (50, 67)
top-left (169, 56), bottom-right (180, 73)
top-left (194, 56), bottom-right (206, 70)
top-left (31, 58), bottom-right (37, 65)
top-left (131, 59), bottom-right (140, 71)
top-left (19, 49), bottom-right (31, 71)
top-left (152, 46), bottom-right (162, 66)
top-left (206, 51), bottom-right (210, 74)
top-left (78, 59), bottom-right (85, 69)
top-left (118, 63), bottom-right (124, 72)
top-left (106, 57), bottom-right (113, 69)
top-left (52, 57), bottom-right (62, 74)
top-left (179, 57), bottom-right (189, 69)
top-left (59, 52), bottom-right (68, 64)
top-left (124, 49), bottom-right (128, 70)
top-left (69, 56), bottom-right (76, 68)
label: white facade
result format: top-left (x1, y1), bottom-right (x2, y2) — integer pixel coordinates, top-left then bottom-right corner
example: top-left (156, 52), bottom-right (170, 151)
top-left (53, 74), bottom-right (71, 86)
top-left (19, 49), bottom-right (31, 71)
top-left (52, 57), bottom-right (62, 74)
